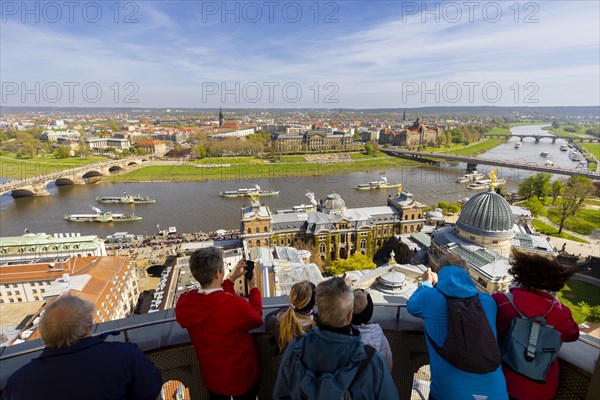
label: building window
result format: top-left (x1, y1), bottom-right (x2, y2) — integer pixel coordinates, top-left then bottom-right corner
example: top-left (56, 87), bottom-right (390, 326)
top-left (264, 226), bottom-right (268, 232)
top-left (403, 226), bottom-right (408, 233)
top-left (255, 240), bottom-right (260, 247)
top-left (264, 239), bottom-right (269, 246)
top-left (319, 243), bottom-right (326, 254)
top-left (247, 228), bottom-right (251, 234)
top-left (255, 228), bottom-right (260, 234)
top-left (360, 239), bottom-right (367, 250)
top-left (383, 226), bottom-right (388, 235)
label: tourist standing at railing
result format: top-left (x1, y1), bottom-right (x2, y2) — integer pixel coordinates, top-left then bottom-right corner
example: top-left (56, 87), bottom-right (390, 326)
top-left (493, 250), bottom-right (579, 400)
top-left (176, 247), bottom-right (263, 400)
top-left (273, 277), bottom-right (398, 399)
top-left (1, 294), bottom-right (162, 400)
top-left (265, 280), bottom-right (317, 354)
top-left (352, 288), bottom-right (393, 371)
top-left (407, 253), bottom-right (508, 400)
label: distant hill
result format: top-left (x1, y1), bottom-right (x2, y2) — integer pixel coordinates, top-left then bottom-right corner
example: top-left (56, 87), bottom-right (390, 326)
top-left (1, 105), bottom-right (599, 119)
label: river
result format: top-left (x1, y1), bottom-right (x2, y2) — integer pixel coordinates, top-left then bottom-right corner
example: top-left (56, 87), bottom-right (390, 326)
top-left (0, 124), bottom-right (574, 237)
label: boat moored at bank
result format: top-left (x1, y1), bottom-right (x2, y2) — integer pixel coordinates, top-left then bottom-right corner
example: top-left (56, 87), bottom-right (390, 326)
top-left (514, 142), bottom-right (522, 149)
top-left (560, 144), bottom-right (569, 151)
top-left (569, 150), bottom-right (582, 161)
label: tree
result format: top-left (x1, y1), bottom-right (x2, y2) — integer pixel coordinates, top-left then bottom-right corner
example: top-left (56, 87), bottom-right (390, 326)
top-left (532, 173), bottom-right (551, 200)
top-left (364, 143), bottom-right (374, 155)
top-left (549, 179), bottom-right (564, 205)
top-left (551, 121), bottom-right (560, 129)
top-left (556, 176), bottom-right (594, 233)
top-left (53, 146), bottom-right (70, 159)
top-left (518, 173), bottom-right (551, 200)
top-left (193, 144), bottom-right (208, 159)
top-left (523, 196), bottom-right (546, 217)
top-left (328, 253), bottom-right (376, 276)
top-left (518, 175), bottom-right (536, 199)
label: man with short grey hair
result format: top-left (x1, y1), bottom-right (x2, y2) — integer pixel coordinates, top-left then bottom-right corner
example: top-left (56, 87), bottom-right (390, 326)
top-left (2, 294), bottom-right (162, 400)
top-left (274, 277), bottom-right (398, 399)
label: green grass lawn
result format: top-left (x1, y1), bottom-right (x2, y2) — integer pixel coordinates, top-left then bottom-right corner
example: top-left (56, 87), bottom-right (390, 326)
top-left (0, 155), bottom-right (108, 179)
top-left (445, 139), bottom-right (506, 156)
top-left (547, 208), bottom-right (600, 236)
top-left (581, 143), bottom-right (600, 160)
top-left (558, 280), bottom-right (600, 324)
top-left (193, 156), bottom-right (263, 165)
top-left (532, 219), bottom-right (589, 243)
top-left (278, 155), bottom-right (307, 162)
top-left (115, 154), bottom-right (417, 182)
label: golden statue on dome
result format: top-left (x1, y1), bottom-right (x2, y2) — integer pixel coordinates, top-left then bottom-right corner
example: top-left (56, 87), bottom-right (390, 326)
top-left (489, 169), bottom-right (498, 190)
top-left (396, 184), bottom-right (403, 196)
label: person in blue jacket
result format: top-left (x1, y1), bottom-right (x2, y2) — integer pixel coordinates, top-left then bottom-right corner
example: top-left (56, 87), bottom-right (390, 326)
top-left (2, 294), bottom-right (162, 400)
top-left (273, 277), bottom-right (398, 400)
top-left (407, 253), bottom-right (508, 400)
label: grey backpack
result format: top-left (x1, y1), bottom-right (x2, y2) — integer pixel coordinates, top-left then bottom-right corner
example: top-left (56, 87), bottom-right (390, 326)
top-left (500, 293), bottom-right (562, 383)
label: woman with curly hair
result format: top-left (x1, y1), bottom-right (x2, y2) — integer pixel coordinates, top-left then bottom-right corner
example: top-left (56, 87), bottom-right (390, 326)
top-left (492, 250), bottom-right (580, 400)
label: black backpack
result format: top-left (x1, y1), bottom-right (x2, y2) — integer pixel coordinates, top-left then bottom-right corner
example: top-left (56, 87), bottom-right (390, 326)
top-left (426, 290), bottom-right (501, 374)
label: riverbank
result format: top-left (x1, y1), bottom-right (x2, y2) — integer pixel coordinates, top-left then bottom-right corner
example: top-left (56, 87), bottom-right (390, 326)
top-left (113, 138), bottom-right (509, 183)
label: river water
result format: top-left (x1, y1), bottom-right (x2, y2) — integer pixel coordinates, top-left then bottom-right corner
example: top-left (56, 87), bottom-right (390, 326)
top-left (0, 124), bottom-right (575, 236)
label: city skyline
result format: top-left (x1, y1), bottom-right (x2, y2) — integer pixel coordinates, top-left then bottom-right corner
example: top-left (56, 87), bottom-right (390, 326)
top-left (1, 1), bottom-right (599, 108)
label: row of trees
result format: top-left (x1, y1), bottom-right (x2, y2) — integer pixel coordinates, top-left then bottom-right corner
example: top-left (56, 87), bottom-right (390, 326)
top-left (518, 173), bottom-right (595, 233)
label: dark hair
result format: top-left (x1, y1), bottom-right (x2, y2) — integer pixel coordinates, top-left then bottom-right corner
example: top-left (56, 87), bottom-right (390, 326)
top-left (189, 247), bottom-right (223, 286)
top-left (509, 250), bottom-right (575, 292)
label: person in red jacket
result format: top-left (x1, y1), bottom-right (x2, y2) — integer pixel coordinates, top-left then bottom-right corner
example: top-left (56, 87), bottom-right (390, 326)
top-left (176, 247), bottom-right (263, 400)
top-left (493, 250), bottom-right (579, 400)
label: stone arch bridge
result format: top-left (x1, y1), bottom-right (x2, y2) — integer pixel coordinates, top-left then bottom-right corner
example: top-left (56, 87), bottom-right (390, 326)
top-left (0, 156), bottom-right (151, 198)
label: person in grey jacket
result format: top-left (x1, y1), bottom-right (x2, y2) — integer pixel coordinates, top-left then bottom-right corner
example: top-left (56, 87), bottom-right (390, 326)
top-left (273, 277), bottom-right (398, 400)
top-left (352, 289), bottom-right (393, 371)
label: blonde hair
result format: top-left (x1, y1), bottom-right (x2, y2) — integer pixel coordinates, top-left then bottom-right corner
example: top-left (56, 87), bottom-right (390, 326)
top-left (39, 294), bottom-right (95, 348)
top-left (277, 281), bottom-right (316, 350)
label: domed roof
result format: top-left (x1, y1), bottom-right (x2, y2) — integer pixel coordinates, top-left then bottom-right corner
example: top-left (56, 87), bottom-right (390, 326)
top-left (456, 191), bottom-right (514, 239)
top-left (321, 193), bottom-right (346, 214)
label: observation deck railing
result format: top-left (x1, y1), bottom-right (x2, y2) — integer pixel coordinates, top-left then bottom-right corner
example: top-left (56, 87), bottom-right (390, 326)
top-left (1, 302), bottom-right (598, 399)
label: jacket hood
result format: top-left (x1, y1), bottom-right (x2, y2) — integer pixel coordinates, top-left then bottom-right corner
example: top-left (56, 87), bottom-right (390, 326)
top-left (288, 327), bottom-right (366, 399)
top-left (175, 290), bottom-right (231, 328)
top-left (436, 266), bottom-right (477, 298)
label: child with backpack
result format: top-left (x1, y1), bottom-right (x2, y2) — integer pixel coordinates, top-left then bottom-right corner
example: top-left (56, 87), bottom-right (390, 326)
top-left (407, 253), bottom-right (508, 400)
top-left (493, 250), bottom-right (579, 400)
top-left (352, 289), bottom-right (393, 371)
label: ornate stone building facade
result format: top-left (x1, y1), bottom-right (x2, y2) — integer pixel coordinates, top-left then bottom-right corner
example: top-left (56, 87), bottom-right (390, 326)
top-left (272, 129), bottom-right (359, 153)
top-left (241, 191), bottom-right (425, 263)
top-left (379, 118), bottom-right (441, 147)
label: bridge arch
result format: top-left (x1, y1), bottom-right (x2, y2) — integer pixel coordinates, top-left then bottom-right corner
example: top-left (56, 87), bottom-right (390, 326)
top-left (11, 188), bottom-right (37, 197)
top-left (82, 170), bottom-right (104, 179)
top-left (108, 165), bottom-right (124, 172)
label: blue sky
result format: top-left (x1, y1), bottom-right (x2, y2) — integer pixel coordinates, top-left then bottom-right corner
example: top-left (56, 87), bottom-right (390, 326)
top-left (1, 1), bottom-right (599, 108)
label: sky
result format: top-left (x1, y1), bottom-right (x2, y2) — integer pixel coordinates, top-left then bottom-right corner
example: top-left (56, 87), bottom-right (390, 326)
top-left (1, 1), bottom-right (599, 108)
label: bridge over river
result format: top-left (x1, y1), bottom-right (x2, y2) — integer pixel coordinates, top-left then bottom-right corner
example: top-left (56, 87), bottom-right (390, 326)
top-left (0, 156), bottom-right (151, 197)
top-left (482, 134), bottom-right (600, 143)
top-left (382, 148), bottom-right (600, 181)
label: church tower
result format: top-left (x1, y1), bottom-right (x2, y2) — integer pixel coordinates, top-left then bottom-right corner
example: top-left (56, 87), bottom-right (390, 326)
top-left (218, 107), bottom-right (223, 128)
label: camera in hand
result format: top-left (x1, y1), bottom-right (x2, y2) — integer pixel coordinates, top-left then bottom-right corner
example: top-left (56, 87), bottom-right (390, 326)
top-left (245, 260), bottom-right (254, 280)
